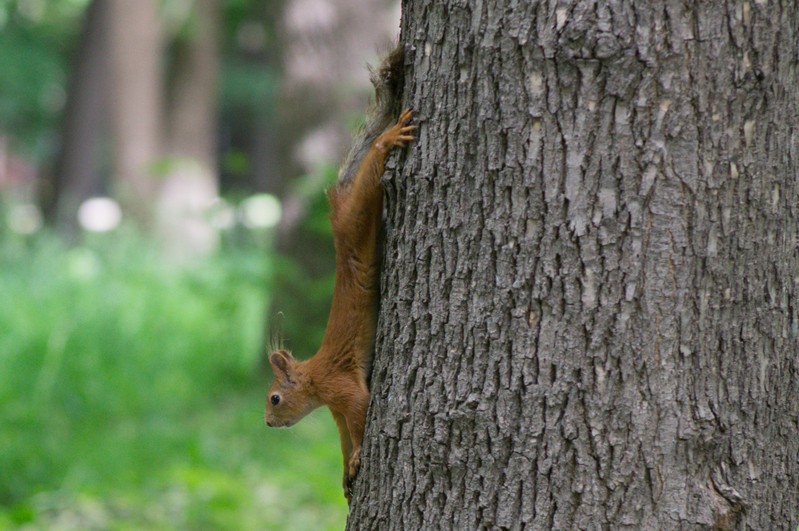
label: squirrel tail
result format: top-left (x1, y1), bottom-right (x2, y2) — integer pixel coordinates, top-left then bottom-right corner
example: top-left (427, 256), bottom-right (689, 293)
top-left (337, 46), bottom-right (405, 186)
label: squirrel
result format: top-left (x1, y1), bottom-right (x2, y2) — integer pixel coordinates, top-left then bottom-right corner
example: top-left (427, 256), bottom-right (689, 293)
top-left (264, 46), bottom-right (415, 502)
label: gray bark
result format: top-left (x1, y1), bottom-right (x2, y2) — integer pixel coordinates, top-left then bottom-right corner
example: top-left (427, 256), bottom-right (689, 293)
top-left (348, 1), bottom-right (799, 529)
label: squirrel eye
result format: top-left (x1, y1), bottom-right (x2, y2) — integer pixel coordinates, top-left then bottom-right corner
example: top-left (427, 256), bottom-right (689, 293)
top-left (270, 394), bottom-right (280, 406)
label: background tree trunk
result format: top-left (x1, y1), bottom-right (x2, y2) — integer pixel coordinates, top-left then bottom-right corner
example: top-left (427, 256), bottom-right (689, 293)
top-left (348, 1), bottom-right (799, 529)
top-left (46, 0), bottom-right (109, 236)
top-left (158, 0), bottom-right (221, 260)
top-left (107, 0), bottom-right (164, 227)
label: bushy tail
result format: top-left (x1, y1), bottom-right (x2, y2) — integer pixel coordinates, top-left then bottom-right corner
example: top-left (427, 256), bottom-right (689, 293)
top-left (337, 46), bottom-right (405, 186)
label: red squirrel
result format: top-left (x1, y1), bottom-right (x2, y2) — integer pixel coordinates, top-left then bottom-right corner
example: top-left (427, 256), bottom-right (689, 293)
top-left (264, 47), bottom-right (414, 501)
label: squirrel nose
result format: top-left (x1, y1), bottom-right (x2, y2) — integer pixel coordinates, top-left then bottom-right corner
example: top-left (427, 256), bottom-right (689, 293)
top-left (265, 420), bottom-right (273, 427)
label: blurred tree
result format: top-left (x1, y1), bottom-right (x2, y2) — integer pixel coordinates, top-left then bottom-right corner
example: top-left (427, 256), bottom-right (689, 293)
top-left (45, 0), bottom-right (109, 235)
top-left (218, 0), bottom-right (281, 195)
top-left (107, 0), bottom-right (164, 227)
top-left (157, 0), bottom-right (222, 260)
top-left (0, 0), bottom-right (88, 209)
top-left (350, 0), bottom-right (799, 529)
top-left (275, 0), bottom-right (400, 238)
top-left (3, 0), bottom-right (294, 246)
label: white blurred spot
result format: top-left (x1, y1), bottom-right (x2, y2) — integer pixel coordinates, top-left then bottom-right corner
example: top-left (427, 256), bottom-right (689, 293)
top-left (7, 203), bottom-right (42, 235)
top-left (207, 198), bottom-right (236, 230)
top-left (78, 197), bottom-right (122, 232)
top-left (240, 194), bottom-right (282, 229)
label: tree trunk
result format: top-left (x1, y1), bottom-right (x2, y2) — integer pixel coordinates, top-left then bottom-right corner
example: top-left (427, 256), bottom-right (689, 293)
top-left (158, 0), bottom-right (221, 260)
top-left (46, 0), bottom-right (110, 236)
top-left (107, 0), bottom-right (164, 228)
top-left (348, 1), bottom-right (799, 529)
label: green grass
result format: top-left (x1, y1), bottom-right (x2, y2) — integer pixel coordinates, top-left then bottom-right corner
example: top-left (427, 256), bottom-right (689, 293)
top-left (0, 231), bottom-right (348, 529)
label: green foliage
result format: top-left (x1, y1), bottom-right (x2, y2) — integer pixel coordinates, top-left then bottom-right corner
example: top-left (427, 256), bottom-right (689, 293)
top-left (0, 229), bottom-right (348, 529)
top-left (0, 0), bottom-right (88, 156)
top-left (220, 60), bottom-right (278, 121)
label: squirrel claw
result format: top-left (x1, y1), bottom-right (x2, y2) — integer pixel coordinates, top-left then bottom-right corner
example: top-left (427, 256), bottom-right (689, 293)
top-left (375, 110), bottom-right (416, 152)
top-left (398, 108), bottom-right (413, 123)
top-left (343, 474), bottom-right (353, 503)
top-left (342, 448), bottom-right (362, 502)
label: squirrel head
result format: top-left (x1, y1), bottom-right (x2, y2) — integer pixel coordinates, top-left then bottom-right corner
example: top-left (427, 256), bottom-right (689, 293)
top-left (264, 350), bottom-right (320, 428)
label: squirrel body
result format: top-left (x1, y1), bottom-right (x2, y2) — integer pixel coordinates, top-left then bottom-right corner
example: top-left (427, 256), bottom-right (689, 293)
top-left (264, 47), bottom-right (414, 501)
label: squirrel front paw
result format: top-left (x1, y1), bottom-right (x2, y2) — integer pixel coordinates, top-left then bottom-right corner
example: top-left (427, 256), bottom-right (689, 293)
top-left (374, 109), bottom-right (416, 153)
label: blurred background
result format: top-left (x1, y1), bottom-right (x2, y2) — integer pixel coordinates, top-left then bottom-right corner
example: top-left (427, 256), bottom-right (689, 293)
top-left (0, 0), bottom-right (399, 528)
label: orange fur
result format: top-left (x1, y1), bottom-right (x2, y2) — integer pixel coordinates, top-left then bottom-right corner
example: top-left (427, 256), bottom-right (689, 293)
top-left (265, 109), bottom-right (415, 501)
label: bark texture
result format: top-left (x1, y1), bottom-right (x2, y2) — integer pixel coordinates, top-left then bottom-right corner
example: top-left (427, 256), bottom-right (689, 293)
top-left (348, 1), bottom-right (799, 529)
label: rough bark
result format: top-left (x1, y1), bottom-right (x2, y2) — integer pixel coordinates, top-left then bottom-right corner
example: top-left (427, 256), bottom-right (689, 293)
top-left (348, 1), bottom-right (799, 529)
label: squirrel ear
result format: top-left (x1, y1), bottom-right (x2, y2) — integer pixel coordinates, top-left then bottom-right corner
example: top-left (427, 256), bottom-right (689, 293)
top-left (269, 350), bottom-right (294, 378)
